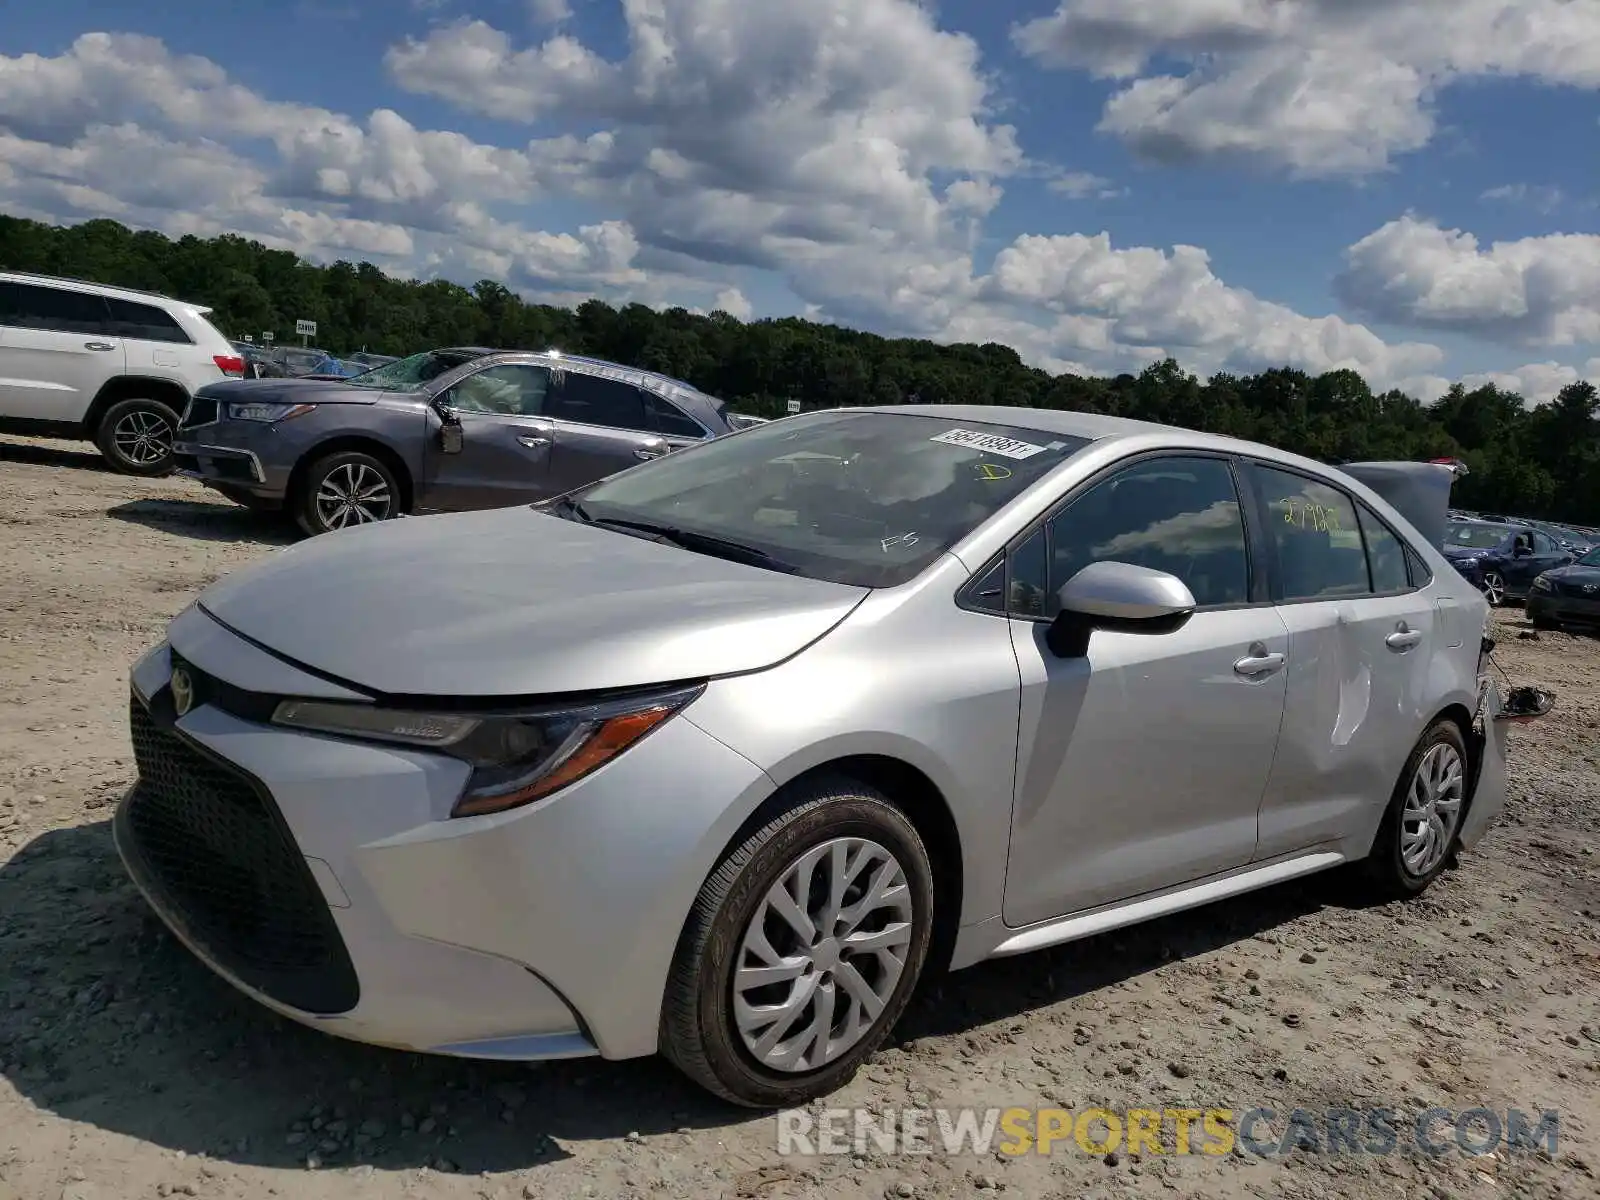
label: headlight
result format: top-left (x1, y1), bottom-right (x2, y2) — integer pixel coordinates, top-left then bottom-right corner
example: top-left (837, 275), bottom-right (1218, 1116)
top-left (1532, 575), bottom-right (1553, 591)
top-left (227, 401), bottom-right (316, 423)
top-left (271, 684), bottom-right (704, 817)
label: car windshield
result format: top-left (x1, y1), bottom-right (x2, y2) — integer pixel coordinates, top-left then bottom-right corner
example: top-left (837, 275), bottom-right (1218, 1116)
top-left (1444, 523), bottom-right (1508, 550)
top-left (561, 410), bottom-right (1091, 587)
top-left (344, 349), bottom-right (481, 392)
top-left (1579, 547), bottom-right (1600, 567)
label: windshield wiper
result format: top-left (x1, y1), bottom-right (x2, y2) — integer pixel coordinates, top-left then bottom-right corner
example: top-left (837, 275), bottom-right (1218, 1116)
top-left (590, 517), bottom-right (799, 574)
top-left (548, 495), bottom-right (594, 523)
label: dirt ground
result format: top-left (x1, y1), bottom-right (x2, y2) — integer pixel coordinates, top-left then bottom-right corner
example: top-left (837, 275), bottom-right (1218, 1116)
top-left (0, 433), bottom-right (1596, 1200)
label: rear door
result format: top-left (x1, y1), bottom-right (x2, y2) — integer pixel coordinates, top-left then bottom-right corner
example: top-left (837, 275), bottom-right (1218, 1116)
top-left (1248, 462), bottom-right (1439, 862)
top-left (0, 281), bottom-right (124, 424)
top-left (419, 362), bottom-right (557, 511)
top-left (544, 370), bottom-right (665, 490)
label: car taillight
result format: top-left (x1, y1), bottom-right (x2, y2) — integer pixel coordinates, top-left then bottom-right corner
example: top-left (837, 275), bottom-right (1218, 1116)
top-left (214, 355), bottom-right (246, 377)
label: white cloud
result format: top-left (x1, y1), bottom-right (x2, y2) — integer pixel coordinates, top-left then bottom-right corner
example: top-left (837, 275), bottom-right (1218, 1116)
top-left (1336, 216), bottom-right (1600, 347)
top-left (713, 287), bottom-right (753, 321)
top-left (1046, 171), bottom-right (1124, 199)
top-left (0, 17), bottom-right (1554, 398)
top-left (529, 0), bottom-right (574, 24)
top-left (1458, 360), bottom-right (1600, 406)
top-left (1014, 1), bottom-right (1600, 176)
top-left (1480, 184), bottom-right (1572, 215)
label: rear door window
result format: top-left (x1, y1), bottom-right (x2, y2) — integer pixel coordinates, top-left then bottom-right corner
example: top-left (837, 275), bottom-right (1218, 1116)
top-left (1357, 504), bottom-right (1411, 593)
top-left (548, 372), bottom-right (653, 432)
top-left (104, 298), bottom-right (193, 344)
top-left (1254, 466), bottom-right (1370, 600)
top-left (643, 392), bottom-right (707, 438)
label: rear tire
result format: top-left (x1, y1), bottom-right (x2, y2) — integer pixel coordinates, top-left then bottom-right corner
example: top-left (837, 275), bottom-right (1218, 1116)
top-left (1355, 719), bottom-right (1469, 901)
top-left (294, 451), bottom-right (401, 536)
top-left (95, 398), bottom-right (179, 477)
top-left (660, 777), bottom-right (934, 1108)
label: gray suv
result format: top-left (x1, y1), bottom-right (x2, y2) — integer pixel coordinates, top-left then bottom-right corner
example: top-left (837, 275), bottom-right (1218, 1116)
top-left (174, 347), bottom-right (755, 535)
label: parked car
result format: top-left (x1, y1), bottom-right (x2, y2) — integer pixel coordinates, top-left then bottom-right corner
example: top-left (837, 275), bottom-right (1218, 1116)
top-left (1440, 519), bottom-right (1573, 606)
top-left (1527, 546), bottom-right (1600, 630)
top-left (117, 406), bottom-right (1516, 1107)
top-left (0, 271), bottom-right (244, 474)
top-left (174, 347), bottom-right (753, 535)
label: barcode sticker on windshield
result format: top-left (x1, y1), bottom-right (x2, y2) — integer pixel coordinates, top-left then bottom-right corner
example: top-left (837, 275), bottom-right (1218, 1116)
top-left (930, 428), bottom-right (1048, 460)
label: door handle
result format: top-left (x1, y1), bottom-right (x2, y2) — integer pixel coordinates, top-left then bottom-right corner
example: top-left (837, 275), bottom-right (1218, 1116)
top-left (1233, 646), bottom-right (1286, 678)
top-left (517, 435), bottom-right (550, 449)
top-left (1385, 627), bottom-right (1424, 651)
top-left (84, 342), bottom-right (115, 351)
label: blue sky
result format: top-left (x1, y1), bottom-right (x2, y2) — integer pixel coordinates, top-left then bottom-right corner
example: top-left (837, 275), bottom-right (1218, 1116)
top-left (2, 0), bottom-right (1598, 402)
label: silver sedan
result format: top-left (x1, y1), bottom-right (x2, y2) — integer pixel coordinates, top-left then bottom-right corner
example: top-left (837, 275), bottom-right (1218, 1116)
top-left (115, 404), bottom-right (1510, 1107)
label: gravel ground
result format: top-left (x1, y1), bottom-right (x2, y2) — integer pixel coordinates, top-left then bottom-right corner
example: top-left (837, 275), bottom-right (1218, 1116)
top-left (1, 433), bottom-right (1597, 1200)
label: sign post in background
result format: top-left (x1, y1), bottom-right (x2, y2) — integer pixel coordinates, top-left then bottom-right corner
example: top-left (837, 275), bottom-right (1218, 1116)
top-left (295, 319), bottom-right (317, 347)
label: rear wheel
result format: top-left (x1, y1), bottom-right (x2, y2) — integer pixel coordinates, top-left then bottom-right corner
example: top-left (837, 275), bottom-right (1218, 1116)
top-left (95, 398), bottom-right (178, 476)
top-left (295, 451), bottom-right (401, 536)
top-left (660, 778), bottom-right (934, 1107)
top-left (1356, 719), bottom-right (1469, 901)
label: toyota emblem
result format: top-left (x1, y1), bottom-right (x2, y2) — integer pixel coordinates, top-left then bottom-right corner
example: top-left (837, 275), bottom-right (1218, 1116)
top-left (1585, 583), bottom-right (1598, 595)
top-left (171, 666), bottom-right (194, 717)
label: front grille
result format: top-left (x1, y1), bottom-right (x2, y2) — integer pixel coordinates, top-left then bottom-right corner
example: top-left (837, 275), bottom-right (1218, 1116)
top-left (123, 694), bottom-right (359, 1014)
top-left (179, 396), bottom-right (219, 429)
top-left (1557, 579), bottom-right (1600, 600)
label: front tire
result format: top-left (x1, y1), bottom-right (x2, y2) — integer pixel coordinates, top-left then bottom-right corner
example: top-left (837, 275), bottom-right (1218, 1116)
top-left (295, 451), bottom-right (401, 536)
top-left (1357, 719), bottom-right (1469, 901)
top-left (660, 778), bottom-right (934, 1108)
top-left (1481, 572), bottom-right (1506, 607)
top-left (95, 398), bottom-right (178, 476)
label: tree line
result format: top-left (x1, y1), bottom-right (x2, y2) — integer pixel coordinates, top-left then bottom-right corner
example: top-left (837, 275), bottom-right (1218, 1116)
top-left (2, 213), bottom-right (1596, 523)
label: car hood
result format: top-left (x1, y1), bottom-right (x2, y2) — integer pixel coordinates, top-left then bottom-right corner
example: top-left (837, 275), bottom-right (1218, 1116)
top-left (1543, 563), bottom-right (1600, 584)
top-left (193, 506), bottom-right (870, 697)
top-left (197, 377), bottom-right (397, 405)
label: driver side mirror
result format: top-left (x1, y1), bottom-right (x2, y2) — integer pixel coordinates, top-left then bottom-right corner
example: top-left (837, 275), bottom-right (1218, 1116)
top-left (1512, 541), bottom-right (1531, 558)
top-left (1045, 561), bottom-right (1197, 659)
top-left (436, 400), bottom-right (464, 455)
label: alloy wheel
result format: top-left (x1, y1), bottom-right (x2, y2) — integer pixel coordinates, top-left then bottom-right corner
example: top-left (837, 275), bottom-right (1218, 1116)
top-left (733, 837), bottom-right (914, 1073)
top-left (112, 409), bottom-right (174, 467)
top-left (1482, 572), bottom-right (1505, 606)
top-left (1400, 742), bottom-right (1465, 877)
top-left (314, 462), bottom-right (393, 530)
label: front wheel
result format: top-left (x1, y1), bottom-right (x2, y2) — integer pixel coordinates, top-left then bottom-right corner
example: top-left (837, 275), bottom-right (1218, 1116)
top-left (1356, 719), bottom-right (1469, 901)
top-left (95, 398), bottom-right (178, 476)
top-left (295, 451), bottom-right (401, 536)
top-left (660, 778), bottom-right (934, 1107)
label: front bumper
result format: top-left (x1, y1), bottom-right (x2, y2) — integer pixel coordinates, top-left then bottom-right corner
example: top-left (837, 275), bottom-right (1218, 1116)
top-left (117, 630), bottom-right (773, 1062)
top-left (172, 410), bottom-right (296, 500)
top-left (1527, 591), bottom-right (1600, 625)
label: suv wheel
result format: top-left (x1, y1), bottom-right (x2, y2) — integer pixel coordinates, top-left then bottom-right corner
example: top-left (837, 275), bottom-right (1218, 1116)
top-left (296, 450), bottom-right (401, 536)
top-left (95, 399), bottom-right (179, 477)
top-left (1356, 719), bottom-right (1469, 901)
top-left (660, 777), bottom-right (934, 1107)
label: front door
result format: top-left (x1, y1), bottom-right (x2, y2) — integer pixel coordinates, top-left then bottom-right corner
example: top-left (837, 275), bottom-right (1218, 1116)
top-left (419, 362), bottom-right (556, 512)
top-left (1248, 465), bottom-right (1439, 859)
top-left (1002, 454), bottom-right (1289, 928)
top-left (543, 371), bottom-right (668, 492)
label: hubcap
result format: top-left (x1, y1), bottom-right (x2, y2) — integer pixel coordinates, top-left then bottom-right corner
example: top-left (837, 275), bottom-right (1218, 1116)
top-left (1483, 572), bottom-right (1505, 606)
top-left (733, 837), bottom-right (915, 1073)
top-left (113, 409), bottom-right (174, 466)
top-left (315, 463), bottom-right (393, 530)
top-left (1401, 742), bottom-right (1465, 877)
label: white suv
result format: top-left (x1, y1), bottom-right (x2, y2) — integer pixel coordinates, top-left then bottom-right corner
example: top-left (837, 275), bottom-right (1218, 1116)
top-left (0, 272), bottom-right (245, 475)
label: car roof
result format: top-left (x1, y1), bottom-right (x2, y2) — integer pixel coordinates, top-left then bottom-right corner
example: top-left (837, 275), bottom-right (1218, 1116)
top-left (863, 403), bottom-right (1246, 443)
top-left (0, 270), bottom-right (212, 315)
